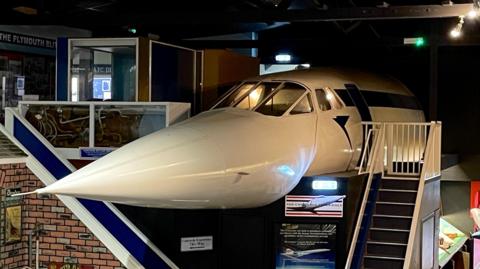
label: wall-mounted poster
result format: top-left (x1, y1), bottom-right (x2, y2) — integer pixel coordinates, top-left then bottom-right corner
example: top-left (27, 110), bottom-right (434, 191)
top-left (276, 223), bottom-right (336, 269)
top-left (285, 195), bottom-right (345, 217)
top-left (5, 205), bottom-right (21, 243)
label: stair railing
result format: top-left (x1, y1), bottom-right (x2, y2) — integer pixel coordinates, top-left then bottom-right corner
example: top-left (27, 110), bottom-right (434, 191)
top-left (384, 122), bottom-right (433, 177)
top-left (403, 122), bottom-right (441, 269)
top-left (358, 123), bottom-right (383, 174)
top-left (348, 121), bottom-right (441, 269)
top-left (345, 123), bottom-right (386, 269)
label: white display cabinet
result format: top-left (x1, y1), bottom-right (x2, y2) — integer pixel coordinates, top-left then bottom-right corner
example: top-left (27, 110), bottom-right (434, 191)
top-left (18, 101), bottom-right (190, 159)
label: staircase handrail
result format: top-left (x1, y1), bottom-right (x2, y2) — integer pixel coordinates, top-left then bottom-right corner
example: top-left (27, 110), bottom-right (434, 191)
top-left (345, 123), bottom-right (385, 269)
top-left (403, 121), bottom-right (441, 269)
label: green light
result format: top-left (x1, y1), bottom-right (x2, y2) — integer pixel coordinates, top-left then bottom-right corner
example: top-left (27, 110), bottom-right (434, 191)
top-left (128, 28), bottom-right (137, 34)
top-left (415, 37), bottom-right (425, 47)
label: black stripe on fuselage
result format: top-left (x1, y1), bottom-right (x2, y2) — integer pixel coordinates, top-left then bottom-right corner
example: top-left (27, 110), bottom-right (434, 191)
top-left (343, 84), bottom-right (372, 168)
top-left (335, 88), bottom-right (422, 110)
top-left (344, 84), bottom-right (372, 122)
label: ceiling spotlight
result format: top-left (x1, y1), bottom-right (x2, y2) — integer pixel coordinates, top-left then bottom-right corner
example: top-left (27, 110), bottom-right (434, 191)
top-left (450, 16), bottom-right (464, 39)
top-left (450, 28), bottom-right (462, 38)
top-left (469, 0), bottom-right (480, 19)
top-left (468, 9), bottom-right (478, 19)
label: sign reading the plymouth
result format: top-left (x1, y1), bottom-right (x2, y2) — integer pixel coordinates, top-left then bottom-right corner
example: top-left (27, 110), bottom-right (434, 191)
top-left (0, 31), bottom-right (56, 49)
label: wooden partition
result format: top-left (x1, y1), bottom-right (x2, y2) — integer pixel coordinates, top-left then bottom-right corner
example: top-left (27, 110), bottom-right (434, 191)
top-left (202, 49), bottom-right (259, 111)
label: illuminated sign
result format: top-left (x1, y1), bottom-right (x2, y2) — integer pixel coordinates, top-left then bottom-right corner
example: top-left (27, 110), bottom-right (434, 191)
top-left (312, 180), bottom-right (337, 190)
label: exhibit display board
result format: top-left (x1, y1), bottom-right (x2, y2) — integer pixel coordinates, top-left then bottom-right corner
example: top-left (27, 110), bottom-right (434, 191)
top-left (438, 218), bottom-right (467, 267)
top-left (275, 223), bottom-right (336, 269)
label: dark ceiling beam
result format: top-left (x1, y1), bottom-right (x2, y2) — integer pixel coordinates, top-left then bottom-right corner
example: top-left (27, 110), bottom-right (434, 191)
top-left (225, 3), bottom-right (474, 22)
top-left (181, 35), bottom-right (480, 49)
top-left (0, 3), bottom-right (473, 26)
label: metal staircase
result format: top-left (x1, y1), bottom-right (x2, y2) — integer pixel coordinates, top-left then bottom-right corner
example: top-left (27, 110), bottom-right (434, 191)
top-left (346, 122), bottom-right (442, 269)
top-left (363, 177), bottom-right (418, 268)
top-left (0, 128), bottom-right (26, 158)
top-left (2, 107), bottom-right (178, 269)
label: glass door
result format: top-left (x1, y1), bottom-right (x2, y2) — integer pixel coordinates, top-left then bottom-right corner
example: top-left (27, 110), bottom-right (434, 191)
top-left (69, 39), bottom-right (137, 102)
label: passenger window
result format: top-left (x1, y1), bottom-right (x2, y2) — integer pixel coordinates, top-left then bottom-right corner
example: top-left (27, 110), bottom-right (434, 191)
top-left (316, 89), bottom-right (332, 111)
top-left (236, 82), bottom-right (280, 110)
top-left (255, 83), bottom-right (306, 116)
top-left (290, 94), bottom-right (313, 115)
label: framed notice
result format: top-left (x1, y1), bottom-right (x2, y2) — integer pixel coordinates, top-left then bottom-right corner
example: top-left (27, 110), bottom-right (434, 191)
top-left (275, 223), bottom-right (336, 269)
top-left (180, 236), bottom-right (213, 252)
top-left (5, 205), bottom-right (21, 243)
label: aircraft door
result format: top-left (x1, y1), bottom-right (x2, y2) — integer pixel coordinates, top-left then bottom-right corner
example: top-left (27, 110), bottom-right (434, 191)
top-left (306, 88), bottom-right (353, 175)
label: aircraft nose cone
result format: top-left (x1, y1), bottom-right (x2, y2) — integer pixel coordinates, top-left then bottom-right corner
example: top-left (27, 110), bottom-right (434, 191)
top-left (38, 108), bottom-right (316, 209)
top-left (38, 125), bottom-right (227, 207)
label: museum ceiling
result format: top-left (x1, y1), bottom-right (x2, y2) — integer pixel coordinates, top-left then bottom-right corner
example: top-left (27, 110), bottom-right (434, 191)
top-left (0, 0), bottom-right (478, 46)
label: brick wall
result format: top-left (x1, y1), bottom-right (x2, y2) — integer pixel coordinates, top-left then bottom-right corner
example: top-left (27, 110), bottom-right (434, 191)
top-left (0, 163), bottom-right (125, 269)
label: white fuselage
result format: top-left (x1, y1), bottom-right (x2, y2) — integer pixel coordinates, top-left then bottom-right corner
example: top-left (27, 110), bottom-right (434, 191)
top-left (37, 68), bottom-right (425, 209)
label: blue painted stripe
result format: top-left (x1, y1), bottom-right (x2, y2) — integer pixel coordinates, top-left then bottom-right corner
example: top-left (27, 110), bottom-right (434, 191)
top-left (13, 118), bottom-right (170, 269)
top-left (56, 37), bottom-right (69, 101)
top-left (350, 174), bottom-right (381, 269)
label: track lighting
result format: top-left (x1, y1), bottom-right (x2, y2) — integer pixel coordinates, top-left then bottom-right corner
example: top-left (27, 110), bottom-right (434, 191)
top-left (450, 16), bottom-right (464, 39)
top-left (447, 0), bottom-right (478, 37)
top-left (468, 9), bottom-right (478, 19)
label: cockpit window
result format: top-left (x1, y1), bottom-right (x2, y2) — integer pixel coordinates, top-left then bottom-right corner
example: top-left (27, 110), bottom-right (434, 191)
top-left (255, 83), bottom-right (307, 116)
top-left (316, 88), bottom-right (343, 110)
top-left (316, 89), bottom-right (332, 111)
top-left (290, 94), bottom-right (313, 115)
top-left (215, 83), bottom-right (256, 108)
top-left (235, 82), bottom-right (280, 110)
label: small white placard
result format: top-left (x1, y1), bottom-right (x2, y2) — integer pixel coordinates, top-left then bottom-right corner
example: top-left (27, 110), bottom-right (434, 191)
top-left (180, 236), bottom-right (213, 252)
top-left (22, 94), bottom-right (39, 101)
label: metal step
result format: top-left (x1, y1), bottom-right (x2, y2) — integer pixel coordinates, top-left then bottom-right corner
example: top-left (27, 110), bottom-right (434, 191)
top-left (376, 201), bottom-right (415, 206)
top-left (369, 227), bottom-right (410, 243)
top-left (381, 178), bottom-right (419, 191)
top-left (370, 227), bottom-right (410, 233)
top-left (364, 255), bottom-right (404, 269)
top-left (364, 255), bottom-right (405, 261)
top-left (372, 215), bottom-right (412, 230)
top-left (378, 190), bottom-right (417, 204)
top-left (379, 188), bottom-right (417, 193)
top-left (367, 241), bottom-right (407, 258)
top-left (373, 214), bottom-right (412, 219)
top-left (367, 241), bottom-right (407, 246)
top-left (375, 202), bottom-right (415, 216)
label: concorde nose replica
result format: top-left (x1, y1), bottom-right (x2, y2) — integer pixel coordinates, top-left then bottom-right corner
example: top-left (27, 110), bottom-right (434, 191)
top-left (34, 68), bottom-right (425, 209)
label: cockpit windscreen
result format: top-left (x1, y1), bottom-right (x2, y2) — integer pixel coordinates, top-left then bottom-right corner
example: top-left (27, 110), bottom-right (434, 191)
top-left (212, 81), bottom-right (310, 117)
top-left (254, 83), bottom-right (307, 116)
